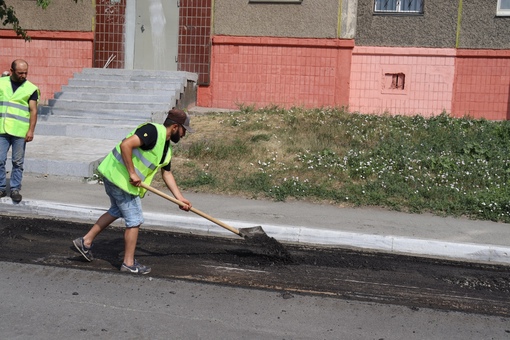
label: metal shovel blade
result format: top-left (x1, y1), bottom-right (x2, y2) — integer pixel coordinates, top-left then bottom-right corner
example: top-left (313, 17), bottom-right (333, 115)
top-left (239, 226), bottom-right (292, 261)
top-left (238, 226), bottom-right (267, 238)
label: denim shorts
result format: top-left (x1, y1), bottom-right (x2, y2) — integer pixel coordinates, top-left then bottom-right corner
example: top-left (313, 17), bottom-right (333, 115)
top-left (104, 178), bottom-right (144, 228)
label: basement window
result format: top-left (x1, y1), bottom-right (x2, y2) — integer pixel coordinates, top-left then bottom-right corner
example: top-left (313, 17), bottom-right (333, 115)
top-left (497, 0), bottom-right (510, 16)
top-left (389, 73), bottom-right (405, 90)
top-left (374, 0), bottom-right (423, 14)
top-left (382, 72), bottom-right (407, 94)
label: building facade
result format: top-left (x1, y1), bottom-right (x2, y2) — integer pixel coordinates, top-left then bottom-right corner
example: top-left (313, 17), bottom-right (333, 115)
top-left (0, 0), bottom-right (94, 104)
top-left (1, 0), bottom-right (509, 119)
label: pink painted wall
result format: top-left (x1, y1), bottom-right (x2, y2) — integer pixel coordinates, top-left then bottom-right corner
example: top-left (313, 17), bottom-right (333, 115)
top-left (452, 49), bottom-right (510, 120)
top-left (349, 47), bottom-right (456, 117)
top-left (0, 31), bottom-right (94, 105)
top-left (199, 36), bottom-right (354, 109)
top-left (3, 29), bottom-right (509, 122)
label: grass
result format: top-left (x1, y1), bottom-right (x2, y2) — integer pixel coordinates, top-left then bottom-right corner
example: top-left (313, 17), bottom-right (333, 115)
top-left (151, 106), bottom-right (510, 223)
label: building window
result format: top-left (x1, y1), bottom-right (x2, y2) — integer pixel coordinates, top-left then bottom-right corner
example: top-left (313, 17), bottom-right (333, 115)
top-left (374, 0), bottom-right (423, 14)
top-left (497, 0), bottom-right (510, 16)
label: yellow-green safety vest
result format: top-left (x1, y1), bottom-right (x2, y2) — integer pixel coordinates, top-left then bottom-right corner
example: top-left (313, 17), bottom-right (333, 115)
top-left (98, 123), bottom-right (171, 197)
top-left (0, 76), bottom-right (40, 137)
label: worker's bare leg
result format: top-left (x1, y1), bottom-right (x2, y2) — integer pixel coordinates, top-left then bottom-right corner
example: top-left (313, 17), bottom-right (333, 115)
top-left (123, 226), bottom-right (140, 267)
top-left (83, 212), bottom-right (118, 248)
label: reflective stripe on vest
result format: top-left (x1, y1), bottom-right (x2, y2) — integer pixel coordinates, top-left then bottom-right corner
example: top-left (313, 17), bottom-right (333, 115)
top-left (98, 123), bottom-right (171, 197)
top-left (111, 147), bottom-right (159, 181)
top-left (0, 112), bottom-right (30, 123)
top-left (0, 78), bottom-right (39, 137)
top-left (0, 101), bottom-right (31, 112)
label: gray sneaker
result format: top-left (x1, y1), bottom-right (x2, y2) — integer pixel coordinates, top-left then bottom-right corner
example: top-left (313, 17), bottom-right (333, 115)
top-left (0, 190), bottom-right (6, 198)
top-left (121, 260), bottom-right (151, 275)
top-left (73, 237), bottom-right (93, 261)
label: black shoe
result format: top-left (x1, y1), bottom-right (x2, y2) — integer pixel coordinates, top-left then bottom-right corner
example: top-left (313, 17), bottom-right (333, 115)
top-left (0, 190), bottom-right (6, 198)
top-left (10, 190), bottom-right (22, 203)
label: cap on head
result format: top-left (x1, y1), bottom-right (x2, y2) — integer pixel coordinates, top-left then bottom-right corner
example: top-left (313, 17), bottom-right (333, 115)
top-left (165, 109), bottom-right (194, 133)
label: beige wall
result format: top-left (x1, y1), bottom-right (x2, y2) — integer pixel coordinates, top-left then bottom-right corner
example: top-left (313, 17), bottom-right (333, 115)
top-left (2, 0), bottom-right (93, 32)
top-left (213, 0), bottom-right (339, 38)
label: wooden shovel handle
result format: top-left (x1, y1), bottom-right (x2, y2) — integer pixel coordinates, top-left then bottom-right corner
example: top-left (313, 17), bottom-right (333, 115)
top-left (140, 182), bottom-right (241, 235)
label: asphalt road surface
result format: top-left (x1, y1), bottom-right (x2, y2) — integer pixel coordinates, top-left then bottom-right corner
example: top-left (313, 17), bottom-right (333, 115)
top-left (1, 215), bottom-right (510, 339)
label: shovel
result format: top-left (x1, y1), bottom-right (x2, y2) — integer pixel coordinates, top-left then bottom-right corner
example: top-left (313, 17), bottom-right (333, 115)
top-left (139, 183), bottom-right (291, 260)
top-left (140, 182), bottom-right (269, 240)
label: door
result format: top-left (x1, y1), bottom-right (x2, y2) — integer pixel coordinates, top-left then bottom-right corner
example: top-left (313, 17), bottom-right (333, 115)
top-left (133, 0), bottom-right (179, 70)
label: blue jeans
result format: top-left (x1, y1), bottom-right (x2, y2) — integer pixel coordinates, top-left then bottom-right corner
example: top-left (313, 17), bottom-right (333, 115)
top-left (0, 134), bottom-right (26, 192)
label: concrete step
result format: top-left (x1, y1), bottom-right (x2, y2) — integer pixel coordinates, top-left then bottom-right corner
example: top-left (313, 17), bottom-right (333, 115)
top-left (45, 107), bottom-right (158, 119)
top-left (48, 91), bottom-right (177, 106)
top-left (59, 84), bottom-right (182, 96)
top-left (36, 120), bottom-right (138, 140)
top-left (73, 73), bottom-right (188, 83)
top-left (67, 78), bottom-right (186, 90)
top-left (50, 92), bottom-right (177, 105)
top-left (6, 136), bottom-right (116, 178)
top-left (40, 111), bottom-right (151, 123)
top-left (49, 99), bottom-right (173, 112)
top-left (79, 68), bottom-right (198, 81)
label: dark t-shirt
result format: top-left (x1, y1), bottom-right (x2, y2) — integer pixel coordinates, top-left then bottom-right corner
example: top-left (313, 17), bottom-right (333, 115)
top-left (134, 124), bottom-right (171, 172)
top-left (11, 80), bottom-right (38, 102)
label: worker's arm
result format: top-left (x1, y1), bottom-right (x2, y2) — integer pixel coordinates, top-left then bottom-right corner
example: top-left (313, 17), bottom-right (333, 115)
top-left (25, 99), bottom-right (37, 142)
top-left (120, 134), bottom-right (144, 187)
top-left (161, 168), bottom-right (191, 211)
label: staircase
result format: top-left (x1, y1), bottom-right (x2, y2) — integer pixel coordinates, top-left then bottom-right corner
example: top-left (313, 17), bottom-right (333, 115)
top-left (8, 68), bottom-right (198, 178)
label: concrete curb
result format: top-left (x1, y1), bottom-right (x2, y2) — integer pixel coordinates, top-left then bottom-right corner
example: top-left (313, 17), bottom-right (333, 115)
top-left (2, 198), bottom-right (510, 266)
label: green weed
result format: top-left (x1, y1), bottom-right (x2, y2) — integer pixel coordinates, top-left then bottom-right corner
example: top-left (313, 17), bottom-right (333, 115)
top-left (161, 107), bottom-right (510, 223)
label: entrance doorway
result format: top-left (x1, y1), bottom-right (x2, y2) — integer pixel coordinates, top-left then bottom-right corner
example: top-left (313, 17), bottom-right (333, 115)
top-left (131, 0), bottom-right (179, 70)
top-left (94, 0), bottom-right (211, 82)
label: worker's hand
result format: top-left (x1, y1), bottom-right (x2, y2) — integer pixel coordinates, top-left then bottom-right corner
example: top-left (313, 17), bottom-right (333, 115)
top-left (129, 174), bottom-right (142, 187)
top-left (179, 197), bottom-right (192, 211)
top-left (25, 131), bottom-right (34, 142)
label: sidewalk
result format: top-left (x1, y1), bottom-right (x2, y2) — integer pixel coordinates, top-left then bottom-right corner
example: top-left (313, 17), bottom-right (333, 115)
top-left (1, 173), bottom-right (510, 266)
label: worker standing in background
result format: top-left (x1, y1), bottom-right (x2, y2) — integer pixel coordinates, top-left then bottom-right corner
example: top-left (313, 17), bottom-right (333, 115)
top-left (0, 59), bottom-right (40, 203)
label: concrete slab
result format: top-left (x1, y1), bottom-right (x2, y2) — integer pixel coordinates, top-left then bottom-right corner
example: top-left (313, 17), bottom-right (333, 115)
top-left (6, 136), bottom-right (116, 177)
